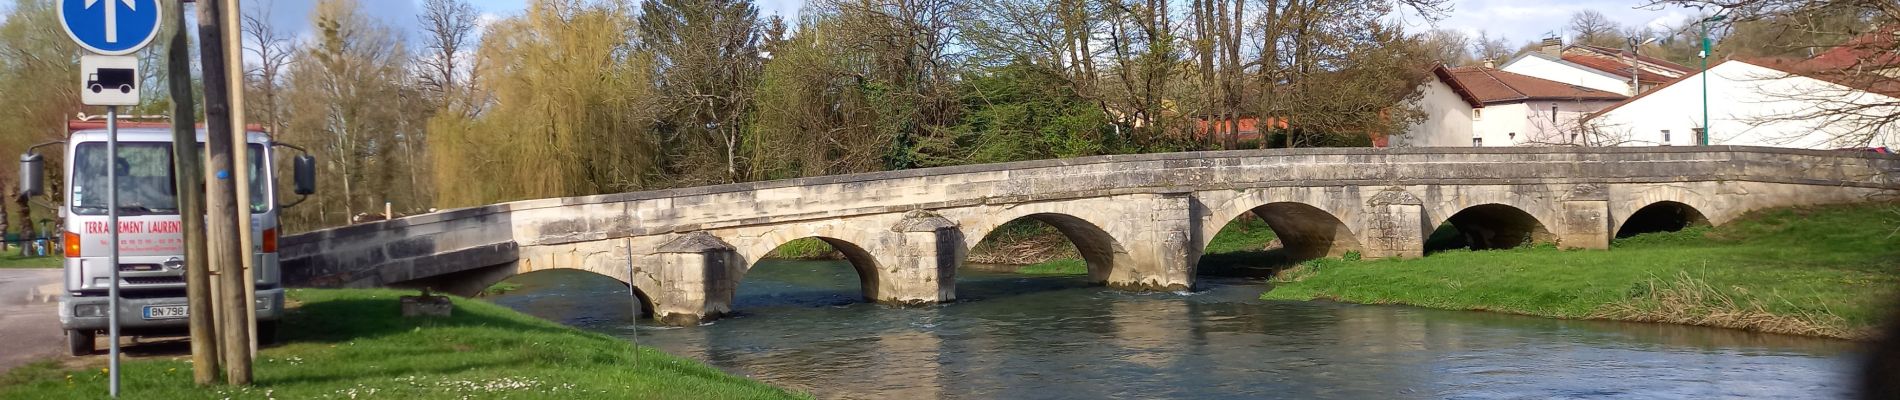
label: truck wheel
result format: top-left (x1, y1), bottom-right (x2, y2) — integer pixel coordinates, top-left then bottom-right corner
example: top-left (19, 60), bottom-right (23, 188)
top-left (118, 85), bottom-right (131, 94)
top-left (258, 321), bottom-right (279, 346)
top-left (89, 84), bottom-right (103, 93)
top-left (67, 329), bottom-right (95, 356)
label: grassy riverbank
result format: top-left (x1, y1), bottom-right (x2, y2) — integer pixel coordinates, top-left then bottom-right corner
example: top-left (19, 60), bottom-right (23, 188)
top-left (1264, 202), bottom-right (1900, 339)
top-left (0, 254), bottom-right (59, 269)
top-left (0, 289), bottom-right (804, 399)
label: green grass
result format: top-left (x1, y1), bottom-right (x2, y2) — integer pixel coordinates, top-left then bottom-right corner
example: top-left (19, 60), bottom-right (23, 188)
top-left (764, 238), bottom-right (837, 260)
top-left (1263, 202), bottom-right (1900, 339)
top-left (1198, 217), bottom-right (1291, 277)
top-left (0, 289), bottom-right (805, 399)
top-left (480, 282), bottom-right (523, 296)
top-left (0, 253), bottom-right (60, 269)
top-left (1204, 216), bottom-right (1278, 254)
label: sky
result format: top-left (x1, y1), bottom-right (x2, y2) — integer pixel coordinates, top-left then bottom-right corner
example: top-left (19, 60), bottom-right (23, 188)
top-left (1410, 0), bottom-right (1700, 43)
top-left (195, 0), bottom-right (1699, 50)
top-left (245, 0), bottom-right (804, 41)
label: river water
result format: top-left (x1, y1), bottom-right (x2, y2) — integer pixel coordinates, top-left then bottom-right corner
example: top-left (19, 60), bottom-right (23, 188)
top-left (488, 260), bottom-right (1863, 399)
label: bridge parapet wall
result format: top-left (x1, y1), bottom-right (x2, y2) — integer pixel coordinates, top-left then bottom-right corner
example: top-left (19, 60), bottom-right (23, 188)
top-left (503, 147), bottom-right (1898, 245)
top-left (283, 147), bottom-right (1900, 321)
top-left (281, 204), bottom-right (517, 291)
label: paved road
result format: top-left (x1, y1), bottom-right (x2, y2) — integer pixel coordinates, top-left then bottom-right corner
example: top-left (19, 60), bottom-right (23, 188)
top-left (0, 269), bottom-right (63, 373)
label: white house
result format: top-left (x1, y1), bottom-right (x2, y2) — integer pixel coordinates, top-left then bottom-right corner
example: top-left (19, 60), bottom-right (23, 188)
top-left (1499, 43), bottom-right (1695, 96)
top-left (1586, 59), bottom-right (1900, 149)
top-left (1396, 65), bottom-right (1627, 147)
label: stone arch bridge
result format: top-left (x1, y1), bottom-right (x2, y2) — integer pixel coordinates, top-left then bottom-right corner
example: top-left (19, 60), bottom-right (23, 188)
top-left (282, 147), bottom-right (1900, 325)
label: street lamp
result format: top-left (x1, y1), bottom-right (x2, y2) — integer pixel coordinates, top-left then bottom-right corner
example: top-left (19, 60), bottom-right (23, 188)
top-left (1700, 13), bottom-right (1727, 146)
top-left (1629, 37), bottom-right (1658, 95)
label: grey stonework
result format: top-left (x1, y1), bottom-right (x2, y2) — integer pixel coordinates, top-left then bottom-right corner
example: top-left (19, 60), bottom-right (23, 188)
top-left (282, 146), bottom-right (1900, 326)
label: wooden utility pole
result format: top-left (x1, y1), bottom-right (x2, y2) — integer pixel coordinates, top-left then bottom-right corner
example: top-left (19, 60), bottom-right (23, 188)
top-left (224, 0), bottom-right (259, 360)
top-left (166, 0), bottom-right (219, 385)
top-left (194, 0), bottom-right (253, 385)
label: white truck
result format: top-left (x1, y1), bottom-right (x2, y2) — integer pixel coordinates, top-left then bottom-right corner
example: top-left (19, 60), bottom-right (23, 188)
top-left (18, 121), bottom-right (316, 356)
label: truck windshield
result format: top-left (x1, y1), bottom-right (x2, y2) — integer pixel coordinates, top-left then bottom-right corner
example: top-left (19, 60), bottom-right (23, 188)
top-left (70, 142), bottom-right (268, 216)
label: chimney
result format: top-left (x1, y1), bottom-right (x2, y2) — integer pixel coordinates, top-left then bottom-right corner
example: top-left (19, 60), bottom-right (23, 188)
top-left (1542, 37), bottom-right (1563, 57)
top-left (1483, 59), bottom-right (1495, 69)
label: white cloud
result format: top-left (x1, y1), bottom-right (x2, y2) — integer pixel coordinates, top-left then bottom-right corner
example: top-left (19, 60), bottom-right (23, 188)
top-left (476, 12), bottom-right (502, 31)
top-left (1418, 0), bottom-right (1701, 44)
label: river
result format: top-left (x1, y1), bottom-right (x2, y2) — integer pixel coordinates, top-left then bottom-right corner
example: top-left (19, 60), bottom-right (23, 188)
top-left (487, 259), bottom-right (1862, 399)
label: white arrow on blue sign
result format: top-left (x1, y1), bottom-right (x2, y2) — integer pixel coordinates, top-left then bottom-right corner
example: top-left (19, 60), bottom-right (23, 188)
top-left (58, 0), bottom-right (163, 56)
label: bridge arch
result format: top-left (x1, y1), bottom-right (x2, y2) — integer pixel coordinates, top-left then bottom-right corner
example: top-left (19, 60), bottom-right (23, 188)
top-left (494, 268), bottom-right (657, 318)
top-left (1433, 203), bottom-right (1555, 251)
top-left (436, 243), bottom-right (662, 317)
top-left (739, 235), bottom-right (885, 303)
top-left (1615, 201), bottom-right (1710, 238)
top-left (1611, 186), bottom-right (1725, 235)
top-left (1199, 200), bottom-right (1361, 267)
top-left (960, 211), bottom-right (1134, 284)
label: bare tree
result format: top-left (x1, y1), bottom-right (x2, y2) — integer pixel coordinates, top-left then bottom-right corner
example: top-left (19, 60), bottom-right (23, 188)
top-left (1645, 0), bottom-right (1898, 148)
top-left (242, 4), bottom-right (295, 136)
top-left (1419, 28), bottom-right (1473, 66)
top-left (1471, 30), bottom-right (1516, 63)
top-left (418, 0), bottom-right (479, 109)
top-left (1569, 10), bottom-right (1625, 47)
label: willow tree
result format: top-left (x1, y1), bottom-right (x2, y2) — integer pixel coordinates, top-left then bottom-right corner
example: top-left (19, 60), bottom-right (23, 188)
top-left (428, 0), bottom-right (660, 207)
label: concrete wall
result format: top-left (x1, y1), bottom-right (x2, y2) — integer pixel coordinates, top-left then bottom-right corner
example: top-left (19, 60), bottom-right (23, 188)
top-left (1397, 78), bottom-right (1476, 148)
top-left (1507, 100), bottom-right (1626, 145)
top-left (283, 146), bottom-right (1900, 325)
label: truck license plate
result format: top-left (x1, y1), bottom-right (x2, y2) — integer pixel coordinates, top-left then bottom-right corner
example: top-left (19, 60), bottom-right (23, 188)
top-left (143, 305), bottom-right (187, 320)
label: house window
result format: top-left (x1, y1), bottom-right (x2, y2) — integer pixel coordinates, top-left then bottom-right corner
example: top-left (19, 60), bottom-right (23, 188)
top-left (1550, 104), bottom-right (1558, 124)
top-left (1473, 108), bottom-right (1483, 121)
top-left (1692, 128), bottom-right (1707, 145)
top-left (1661, 129), bottom-right (1672, 146)
top-left (1473, 137), bottom-right (1483, 147)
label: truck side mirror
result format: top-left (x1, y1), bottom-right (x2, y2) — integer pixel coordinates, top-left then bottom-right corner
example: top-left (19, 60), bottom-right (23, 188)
top-left (293, 154), bottom-right (316, 195)
top-left (18, 152), bottom-right (42, 198)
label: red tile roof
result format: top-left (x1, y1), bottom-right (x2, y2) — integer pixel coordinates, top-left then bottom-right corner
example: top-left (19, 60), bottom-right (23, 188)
top-left (1754, 56), bottom-right (1900, 98)
top-left (1435, 65), bottom-right (1628, 106)
top-left (1573, 45), bottom-right (1696, 75)
top-left (1794, 26), bottom-right (1899, 72)
top-left (1561, 54), bottom-right (1685, 83)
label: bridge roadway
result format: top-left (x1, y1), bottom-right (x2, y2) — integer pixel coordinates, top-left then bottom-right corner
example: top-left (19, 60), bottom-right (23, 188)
top-left (281, 146), bottom-right (1900, 325)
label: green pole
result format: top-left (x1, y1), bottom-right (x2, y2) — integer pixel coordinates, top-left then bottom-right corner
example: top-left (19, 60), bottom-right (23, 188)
top-left (1699, 14), bottom-right (1723, 146)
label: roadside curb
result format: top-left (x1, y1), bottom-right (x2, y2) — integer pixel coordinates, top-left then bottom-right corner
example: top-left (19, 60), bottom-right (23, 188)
top-left (31, 282), bottom-right (59, 303)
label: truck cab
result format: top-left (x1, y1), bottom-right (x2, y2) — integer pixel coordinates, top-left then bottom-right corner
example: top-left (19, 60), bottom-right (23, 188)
top-left (18, 122), bottom-right (316, 356)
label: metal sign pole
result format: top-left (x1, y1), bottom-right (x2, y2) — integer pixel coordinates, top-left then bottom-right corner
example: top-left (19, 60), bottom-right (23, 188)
top-left (106, 105), bottom-right (122, 398)
top-left (59, 1), bottom-right (162, 395)
top-left (624, 238), bottom-right (638, 365)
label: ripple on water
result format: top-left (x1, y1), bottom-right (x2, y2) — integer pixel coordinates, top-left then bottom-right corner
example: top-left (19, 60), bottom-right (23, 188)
top-left (490, 264), bottom-right (1859, 400)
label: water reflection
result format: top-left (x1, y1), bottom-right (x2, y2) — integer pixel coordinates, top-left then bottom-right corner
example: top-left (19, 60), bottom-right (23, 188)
top-left (489, 261), bottom-right (1860, 399)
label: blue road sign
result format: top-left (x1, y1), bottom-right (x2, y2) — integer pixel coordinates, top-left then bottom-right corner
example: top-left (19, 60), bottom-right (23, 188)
top-left (58, 0), bottom-right (163, 56)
